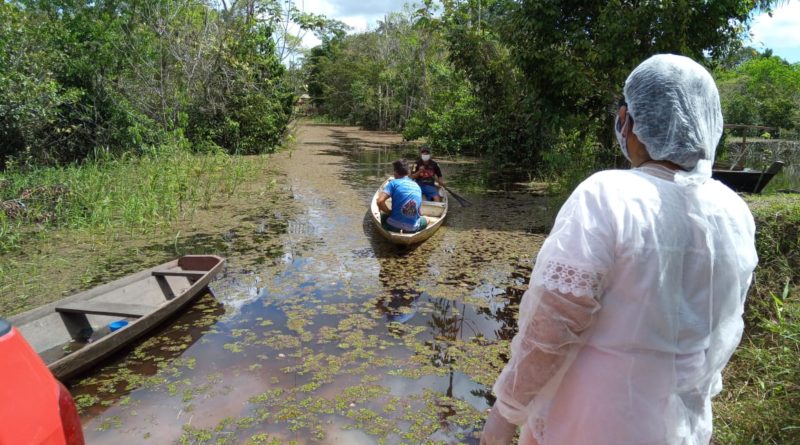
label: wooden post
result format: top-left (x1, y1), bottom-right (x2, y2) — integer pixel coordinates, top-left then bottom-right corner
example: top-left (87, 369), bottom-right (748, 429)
top-left (730, 131), bottom-right (748, 170)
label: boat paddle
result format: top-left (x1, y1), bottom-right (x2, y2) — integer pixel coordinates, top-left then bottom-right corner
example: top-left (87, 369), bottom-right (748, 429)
top-left (441, 184), bottom-right (472, 207)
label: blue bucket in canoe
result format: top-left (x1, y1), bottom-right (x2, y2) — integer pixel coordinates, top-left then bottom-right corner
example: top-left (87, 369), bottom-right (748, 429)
top-left (108, 320), bottom-right (129, 332)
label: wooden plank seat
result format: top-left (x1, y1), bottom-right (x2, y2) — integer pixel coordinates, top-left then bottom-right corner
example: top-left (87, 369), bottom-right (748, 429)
top-left (55, 301), bottom-right (154, 318)
top-left (152, 270), bottom-right (207, 278)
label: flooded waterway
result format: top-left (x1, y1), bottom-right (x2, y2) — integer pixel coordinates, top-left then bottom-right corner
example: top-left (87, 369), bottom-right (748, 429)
top-left (72, 123), bottom-right (554, 444)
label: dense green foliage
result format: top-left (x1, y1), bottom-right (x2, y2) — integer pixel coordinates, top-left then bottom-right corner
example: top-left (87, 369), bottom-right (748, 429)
top-left (0, 0), bottom-right (296, 166)
top-left (0, 0), bottom-right (344, 251)
top-left (307, 10), bottom-right (451, 133)
top-left (305, 7), bottom-right (487, 157)
top-left (305, 0), bottom-right (786, 178)
top-left (716, 52), bottom-right (800, 133)
top-left (402, 68), bottom-right (483, 156)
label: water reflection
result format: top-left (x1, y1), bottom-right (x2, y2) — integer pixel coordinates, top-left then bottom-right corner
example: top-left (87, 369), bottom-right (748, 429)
top-left (71, 292), bottom-right (225, 420)
top-left (74, 124), bottom-right (550, 444)
top-left (376, 289), bottom-right (420, 325)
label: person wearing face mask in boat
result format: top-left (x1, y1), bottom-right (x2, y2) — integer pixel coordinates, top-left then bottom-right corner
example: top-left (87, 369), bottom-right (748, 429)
top-left (410, 145), bottom-right (444, 202)
top-left (479, 54), bottom-right (758, 445)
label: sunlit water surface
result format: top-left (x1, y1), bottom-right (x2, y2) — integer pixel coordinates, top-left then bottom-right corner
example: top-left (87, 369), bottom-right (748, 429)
top-left (73, 125), bottom-right (554, 444)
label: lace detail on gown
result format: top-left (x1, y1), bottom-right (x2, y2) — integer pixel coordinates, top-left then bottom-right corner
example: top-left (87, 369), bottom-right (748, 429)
top-left (539, 260), bottom-right (603, 298)
top-left (533, 416), bottom-right (546, 443)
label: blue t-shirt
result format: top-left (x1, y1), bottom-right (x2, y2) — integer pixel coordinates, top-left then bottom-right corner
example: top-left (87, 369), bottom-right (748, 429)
top-left (383, 177), bottom-right (422, 231)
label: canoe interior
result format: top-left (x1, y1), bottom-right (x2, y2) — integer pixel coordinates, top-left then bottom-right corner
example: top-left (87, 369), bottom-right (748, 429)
top-left (712, 161), bottom-right (784, 194)
top-left (382, 198), bottom-right (446, 217)
top-left (370, 177), bottom-right (449, 245)
top-left (10, 255), bottom-right (224, 373)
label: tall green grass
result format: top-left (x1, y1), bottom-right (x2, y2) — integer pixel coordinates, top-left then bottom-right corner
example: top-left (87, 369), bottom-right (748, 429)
top-left (714, 194), bottom-right (800, 444)
top-left (0, 144), bottom-right (259, 252)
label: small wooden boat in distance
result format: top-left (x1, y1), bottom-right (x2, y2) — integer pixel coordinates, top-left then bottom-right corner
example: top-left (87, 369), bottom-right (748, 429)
top-left (712, 160), bottom-right (784, 194)
top-left (9, 255), bottom-right (225, 381)
top-left (370, 177), bottom-right (448, 246)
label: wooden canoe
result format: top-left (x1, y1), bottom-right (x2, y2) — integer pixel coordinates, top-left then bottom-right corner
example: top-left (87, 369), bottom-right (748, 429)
top-left (712, 160), bottom-right (784, 194)
top-left (9, 255), bottom-right (225, 381)
top-left (370, 177), bottom-right (448, 246)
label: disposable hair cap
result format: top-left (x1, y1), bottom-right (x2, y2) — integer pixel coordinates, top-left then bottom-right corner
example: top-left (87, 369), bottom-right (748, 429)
top-left (624, 54), bottom-right (723, 185)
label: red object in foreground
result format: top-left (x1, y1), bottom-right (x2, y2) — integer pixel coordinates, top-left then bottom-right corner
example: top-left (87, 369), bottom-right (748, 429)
top-left (0, 319), bottom-right (85, 445)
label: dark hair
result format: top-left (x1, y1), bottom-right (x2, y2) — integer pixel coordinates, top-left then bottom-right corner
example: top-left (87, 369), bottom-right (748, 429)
top-left (392, 159), bottom-right (409, 177)
top-left (420, 145), bottom-right (431, 154)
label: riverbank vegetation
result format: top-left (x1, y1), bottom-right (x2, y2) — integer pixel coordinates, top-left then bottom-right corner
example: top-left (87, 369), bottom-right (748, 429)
top-left (0, 0), bottom-right (352, 255)
top-left (0, 149), bottom-right (272, 316)
top-left (305, 0), bottom-right (798, 187)
top-left (1, 0), bottom-right (300, 166)
top-left (0, 146), bottom-right (256, 253)
top-left (1, 0), bottom-right (338, 311)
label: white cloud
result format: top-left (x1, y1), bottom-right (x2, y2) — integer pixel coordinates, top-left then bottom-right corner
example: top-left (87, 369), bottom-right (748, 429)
top-left (299, 0), bottom-right (337, 15)
top-left (301, 0), bottom-right (410, 17)
top-left (298, 1), bottom-right (800, 63)
top-left (296, 0), bottom-right (413, 50)
top-left (748, 1), bottom-right (800, 63)
top-left (338, 14), bottom-right (372, 32)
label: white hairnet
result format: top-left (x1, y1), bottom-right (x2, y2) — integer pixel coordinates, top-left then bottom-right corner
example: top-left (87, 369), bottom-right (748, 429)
top-left (624, 54), bottom-right (723, 185)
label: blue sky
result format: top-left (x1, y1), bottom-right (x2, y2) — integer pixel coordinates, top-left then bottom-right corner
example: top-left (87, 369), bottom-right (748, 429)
top-left (300, 0), bottom-right (800, 64)
top-left (747, 1), bottom-right (800, 63)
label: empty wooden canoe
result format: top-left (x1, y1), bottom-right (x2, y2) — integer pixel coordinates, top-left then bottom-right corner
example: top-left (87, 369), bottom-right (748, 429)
top-left (712, 160), bottom-right (784, 194)
top-left (370, 177), bottom-right (448, 246)
top-left (9, 255), bottom-right (225, 381)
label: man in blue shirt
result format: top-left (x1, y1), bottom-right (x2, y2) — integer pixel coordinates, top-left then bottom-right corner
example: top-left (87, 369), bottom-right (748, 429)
top-left (377, 160), bottom-right (428, 233)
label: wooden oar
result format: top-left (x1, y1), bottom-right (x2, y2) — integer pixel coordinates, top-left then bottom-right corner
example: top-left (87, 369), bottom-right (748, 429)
top-left (442, 185), bottom-right (472, 207)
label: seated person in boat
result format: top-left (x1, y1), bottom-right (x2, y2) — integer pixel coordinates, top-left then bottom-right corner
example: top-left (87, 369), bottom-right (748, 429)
top-left (410, 145), bottom-right (444, 202)
top-left (377, 160), bottom-right (428, 233)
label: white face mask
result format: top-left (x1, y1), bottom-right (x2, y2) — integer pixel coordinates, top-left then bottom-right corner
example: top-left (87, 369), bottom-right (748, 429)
top-left (421, 154), bottom-right (431, 161)
top-left (614, 113), bottom-right (631, 162)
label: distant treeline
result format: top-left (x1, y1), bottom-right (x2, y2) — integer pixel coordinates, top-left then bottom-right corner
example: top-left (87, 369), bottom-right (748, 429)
top-left (0, 0), bottom-right (300, 167)
top-left (305, 0), bottom-right (797, 179)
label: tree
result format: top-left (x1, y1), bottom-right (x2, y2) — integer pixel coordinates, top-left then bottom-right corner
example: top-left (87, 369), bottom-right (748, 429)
top-left (1, 0), bottom-right (305, 164)
top-left (439, 0), bottom-right (545, 168)
top-left (304, 7), bottom-right (459, 132)
top-left (0, 2), bottom-right (76, 165)
top-left (437, 0), bottom-right (786, 173)
top-left (716, 54), bottom-right (800, 130)
top-left (303, 0), bottom-right (784, 175)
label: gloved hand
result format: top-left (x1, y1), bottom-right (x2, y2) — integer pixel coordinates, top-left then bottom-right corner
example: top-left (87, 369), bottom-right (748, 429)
top-left (480, 407), bottom-right (517, 445)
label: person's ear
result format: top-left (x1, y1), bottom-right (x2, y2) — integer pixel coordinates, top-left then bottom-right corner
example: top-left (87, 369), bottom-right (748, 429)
top-left (617, 105), bottom-right (627, 122)
top-left (625, 115), bottom-right (635, 137)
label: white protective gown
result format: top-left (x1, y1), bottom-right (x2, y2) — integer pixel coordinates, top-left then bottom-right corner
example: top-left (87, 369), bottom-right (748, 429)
top-left (493, 163), bottom-right (757, 445)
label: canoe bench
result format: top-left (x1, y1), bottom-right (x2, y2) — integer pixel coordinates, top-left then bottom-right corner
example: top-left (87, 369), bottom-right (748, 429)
top-left (151, 269), bottom-right (207, 279)
top-left (53, 270), bottom-right (206, 319)
top-left (151, 269), bottom-right (207, 299)
top-left (54, 300), bottom-right (152, 341)
top-left (55, 301), bottom-right (153, 318)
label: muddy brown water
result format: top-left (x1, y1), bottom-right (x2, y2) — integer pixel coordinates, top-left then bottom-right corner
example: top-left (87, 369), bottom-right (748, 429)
top-left (73, 123), bottom-right (553, 444)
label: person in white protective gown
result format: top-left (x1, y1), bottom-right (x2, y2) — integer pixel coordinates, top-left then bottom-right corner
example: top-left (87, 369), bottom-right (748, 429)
top-left (480, 54), bottom-right (758, 445)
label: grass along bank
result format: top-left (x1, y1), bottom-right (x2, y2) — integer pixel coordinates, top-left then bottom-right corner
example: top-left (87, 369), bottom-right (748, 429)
top-left (0, 144), bottom-right (279, 316)
top-left (1, 144), bottom-right (256, 251)
top-left (714, 194), bottom-right (800, 444)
